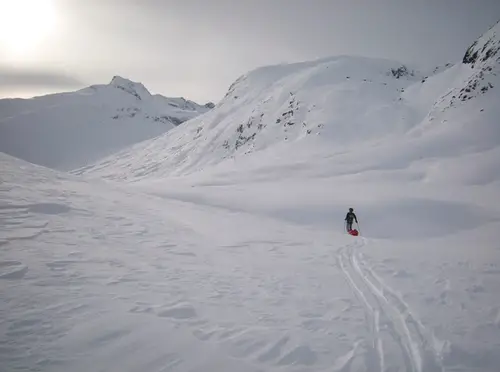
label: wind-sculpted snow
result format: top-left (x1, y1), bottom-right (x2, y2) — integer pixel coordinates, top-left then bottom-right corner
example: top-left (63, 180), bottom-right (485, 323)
top-left (2, 152), bottom-right (500, 371)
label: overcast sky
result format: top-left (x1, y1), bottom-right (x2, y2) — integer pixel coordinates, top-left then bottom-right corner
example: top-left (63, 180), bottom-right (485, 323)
top-left (0, 0), bottom-right (499, 103)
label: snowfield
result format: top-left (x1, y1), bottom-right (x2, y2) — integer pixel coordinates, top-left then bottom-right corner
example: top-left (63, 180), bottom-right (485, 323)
top-left (3, 152), bottom-right (500, 372)
top-left (1, 20), bottom-right (500, 372)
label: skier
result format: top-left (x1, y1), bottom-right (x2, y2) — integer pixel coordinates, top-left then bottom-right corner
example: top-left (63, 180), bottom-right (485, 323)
top-left (345, 208), bottom-right (358, 232)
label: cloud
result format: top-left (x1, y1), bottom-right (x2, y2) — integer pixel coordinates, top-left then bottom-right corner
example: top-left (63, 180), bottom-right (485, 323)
top-left (0, 67), bottom-right (84, 88)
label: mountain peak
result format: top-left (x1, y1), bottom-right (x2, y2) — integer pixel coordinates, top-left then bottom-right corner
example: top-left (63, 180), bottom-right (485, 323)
top-left (109, 76), bottom-right (151, 101)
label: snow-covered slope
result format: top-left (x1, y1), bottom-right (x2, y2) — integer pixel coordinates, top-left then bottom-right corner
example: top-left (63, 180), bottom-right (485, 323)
top-left (2, 143), bottom-right (500, 372)
top-left (79, 21), bottom-right (500, 187)
top-left (2, 19), bottom-right (500, 372)
top-left (76, 57), bottom-right (424, 178)
top-left (0, 76), bottom-right (212, 170)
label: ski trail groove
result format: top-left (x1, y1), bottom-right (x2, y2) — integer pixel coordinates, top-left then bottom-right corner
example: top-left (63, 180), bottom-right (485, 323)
top-left (354, 249), bottom-right (443, 372)
top-left (338, 239), bottom-right (445, 372)
top-left (337, 238), bottom-right (444, 372)
top-left (338, 242), bottom-right (384, 372)
top-left (350, 249), bottom-right (421, 372)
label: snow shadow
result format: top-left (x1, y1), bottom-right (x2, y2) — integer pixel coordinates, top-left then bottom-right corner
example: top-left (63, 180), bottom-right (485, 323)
top-left (27, 203), bottom-right (72, 215)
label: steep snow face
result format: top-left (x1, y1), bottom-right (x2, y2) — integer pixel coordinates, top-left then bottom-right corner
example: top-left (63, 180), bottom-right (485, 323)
top-left (401, 21), bottom-right (500, 183)
top-left (455, 20), bottom-right (500, 106)
top-left (463, 20), bottom-right (500, 67)
top-left (0, 76), bottom-right (212, 171)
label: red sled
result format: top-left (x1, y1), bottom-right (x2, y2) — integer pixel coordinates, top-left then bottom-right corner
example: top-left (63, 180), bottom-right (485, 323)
top-left (348, 229), bottom-right (359, 236)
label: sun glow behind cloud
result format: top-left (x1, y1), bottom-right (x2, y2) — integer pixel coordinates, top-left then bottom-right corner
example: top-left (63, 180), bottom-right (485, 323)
top-left (0, 0), bottom-right (58, 60)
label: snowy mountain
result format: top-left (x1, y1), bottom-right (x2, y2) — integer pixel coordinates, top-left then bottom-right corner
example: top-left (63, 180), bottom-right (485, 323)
top-left (79, 22), bottom-right (500, 185)
top-left (0, 76), bottom-right (212, 170)
top-left (2, 20), bottom-right (500, 372)
top-left (75, 57), bottom-right (423, 179)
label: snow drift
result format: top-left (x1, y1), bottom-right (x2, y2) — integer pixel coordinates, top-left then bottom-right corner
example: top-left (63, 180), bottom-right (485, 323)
top-left (0, 76), bottom-right (212, 170)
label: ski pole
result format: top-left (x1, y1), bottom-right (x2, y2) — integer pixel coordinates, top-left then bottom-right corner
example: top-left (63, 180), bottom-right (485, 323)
top-left (356, 221), bottom-right (361, 235)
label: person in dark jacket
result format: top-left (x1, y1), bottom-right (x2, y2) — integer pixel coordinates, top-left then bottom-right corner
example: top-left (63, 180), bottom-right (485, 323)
top-left (345, 208), bottom-right (358, 231)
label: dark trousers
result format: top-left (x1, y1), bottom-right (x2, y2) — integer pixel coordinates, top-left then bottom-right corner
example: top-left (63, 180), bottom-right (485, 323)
top-left (346, 220), bottom-right (353, 231)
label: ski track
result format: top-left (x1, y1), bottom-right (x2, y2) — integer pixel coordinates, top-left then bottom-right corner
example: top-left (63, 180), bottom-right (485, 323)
top-left (337, 238), bottom-right (443, 372)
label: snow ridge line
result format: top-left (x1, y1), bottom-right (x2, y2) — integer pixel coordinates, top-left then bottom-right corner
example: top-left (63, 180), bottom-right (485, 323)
top-left (353, 249), bottom-right (444, 372)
